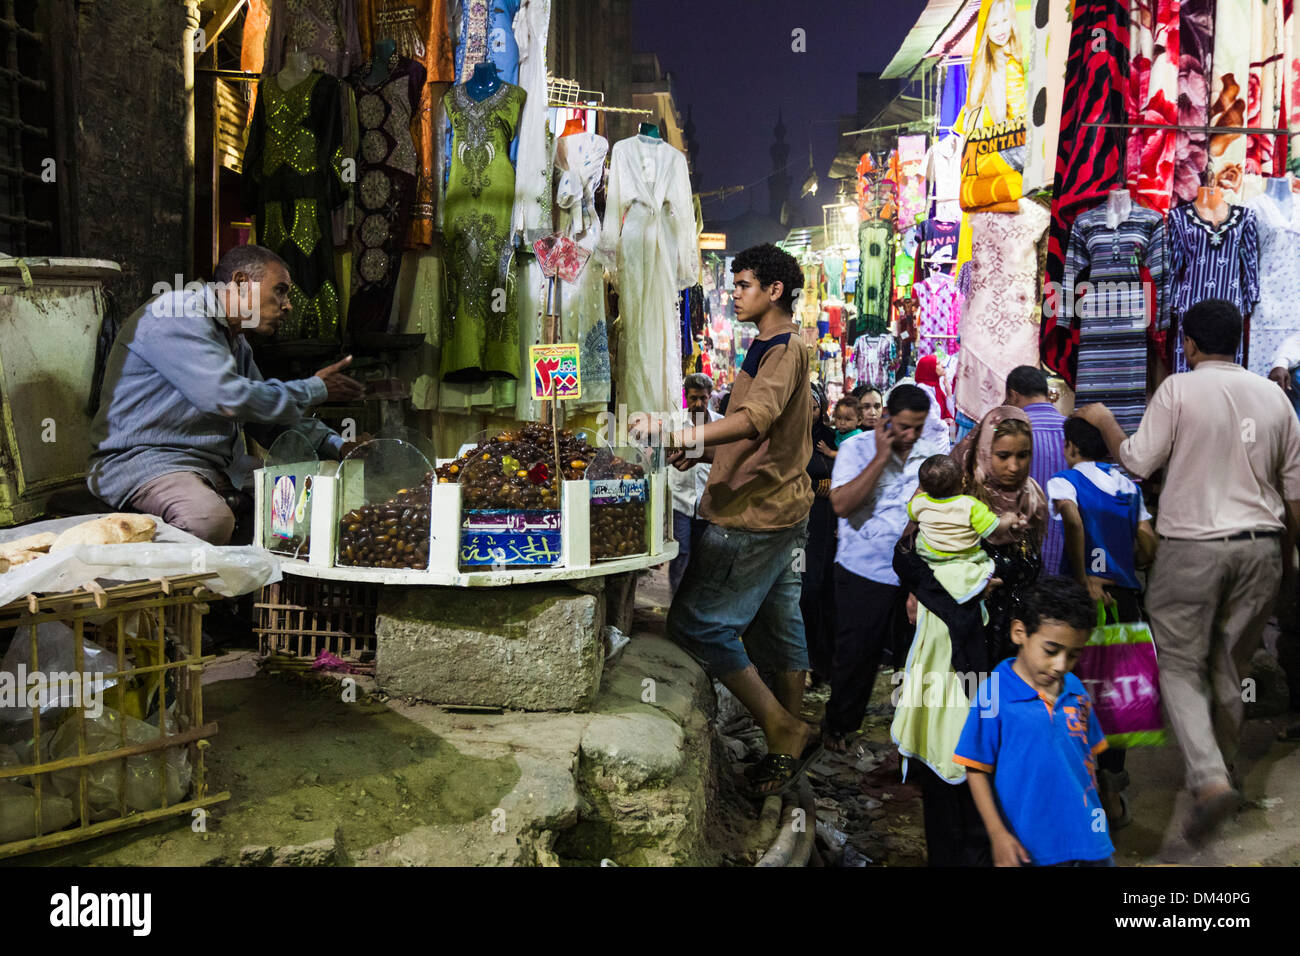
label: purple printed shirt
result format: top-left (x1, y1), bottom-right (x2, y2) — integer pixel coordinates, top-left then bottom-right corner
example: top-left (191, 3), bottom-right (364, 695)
top-left (1024, 402), bottom-right (1067, 576)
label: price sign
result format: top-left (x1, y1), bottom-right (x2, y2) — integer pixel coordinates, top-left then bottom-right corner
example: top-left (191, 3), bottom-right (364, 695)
top-left (530, 344), bottom-right (581, 401)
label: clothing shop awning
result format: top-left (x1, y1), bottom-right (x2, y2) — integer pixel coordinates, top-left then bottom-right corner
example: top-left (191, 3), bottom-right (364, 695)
top-left (880, 0), bottom-right (978, 79)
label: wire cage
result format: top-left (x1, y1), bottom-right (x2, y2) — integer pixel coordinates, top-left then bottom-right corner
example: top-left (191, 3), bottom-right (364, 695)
top-left (0, 573), bottom-right (228, 859)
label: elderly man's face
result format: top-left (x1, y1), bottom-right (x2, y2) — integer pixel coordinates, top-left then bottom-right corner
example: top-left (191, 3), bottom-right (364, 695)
top-left (234, 263), bottom-right (292, 336)
top-left (685, 387), bottom-right (711, 421)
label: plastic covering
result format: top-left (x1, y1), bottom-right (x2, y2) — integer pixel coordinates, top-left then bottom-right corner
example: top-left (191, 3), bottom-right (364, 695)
top-left (0, 515), bottom-right (279, 607)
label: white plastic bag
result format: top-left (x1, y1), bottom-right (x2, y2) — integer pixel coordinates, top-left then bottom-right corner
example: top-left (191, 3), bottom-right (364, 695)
top-left (0, 622), bottom-right (117, 724)
top-left (49, 706), bottom-right (191, 821)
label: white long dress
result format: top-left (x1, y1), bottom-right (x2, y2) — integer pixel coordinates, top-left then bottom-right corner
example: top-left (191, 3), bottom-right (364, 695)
top-left (510, 0), bottom-right (553, 243)
top-left (1245, 191), bottom-right (1300, 377)
top-left (556, 130), bottom-right (611, 409)
top-left (597, 134), bottom-right (698, 419)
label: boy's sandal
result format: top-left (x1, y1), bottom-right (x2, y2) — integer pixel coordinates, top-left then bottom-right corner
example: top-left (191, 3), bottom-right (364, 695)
top-left (744, 740), bottom-right (824, 800)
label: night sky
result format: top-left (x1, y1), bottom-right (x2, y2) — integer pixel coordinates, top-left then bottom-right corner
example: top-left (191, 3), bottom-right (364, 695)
top-left (631, 0), bottom-right (927, 228)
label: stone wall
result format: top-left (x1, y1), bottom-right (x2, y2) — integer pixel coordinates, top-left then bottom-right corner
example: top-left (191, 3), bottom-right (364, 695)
top-left (71, 0), bottom-right (189, 311)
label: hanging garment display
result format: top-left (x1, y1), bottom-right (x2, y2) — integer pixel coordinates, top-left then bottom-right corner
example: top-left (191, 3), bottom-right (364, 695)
top-left (1063, 204), bottom-right (1165, 434)
top-left (925, 134), bottom-right (962, 222)
top-left (1040, 0), bottom-right (1129, 387)
top-left (554, 129), bottom-right (611, 410)
top-left (852, 333), bottom-right (899, 390)
top-left (856, 220), bottom-right (893, 336)
top-left (456, 0), bottom-right (521, 79)
top-left (957, 0), bottom-right (1032, 214)
top-left (597, 134), bottom-right (698, 418)
top-left (939, 62), bottom-right (969, 131)
top-left (1173, 0), bottom-right (1214, 205)
top-left (897, 134), bottom-right (929, 227)
top-left (511, 0), bottom-right (554, 244)
top-left (956, 198), bottom-right (1050, 422)
top-left (1245, 0), bottom-right (1290, 180)
top-left (1206, 0), bottom-right (1251, 200)
top-left (1022, 0), bottom-right (1071, 195)
top-left (1124, 0), bottom-right (1179, 216)
top-left (243, 72), bottom-right (348, 341)
top-left (440, 82), bottom-right (527, 381)
top-left (914, 272), bottom-right (963, 360)
top-left (823, 255), bottom-right (846, 299)
top-left (345, 56), bottom-right (426, 335)
top-left (357, 0), bottom-right (455, 247)
top-left (914, 218), bottom-right (960, 280)
top-left (1287, 3), bottom-right (1300, 178)
top-left (1245, 190), bottom-right (1300, 377)
top-left (265, 0), bottom-right (362, 76)
top-left (1167, 203), bottom-right (1260, 372)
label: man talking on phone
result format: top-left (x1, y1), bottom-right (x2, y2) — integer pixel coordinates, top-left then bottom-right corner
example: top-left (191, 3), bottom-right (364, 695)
top-left (823, 383), bottom-right (946, 752)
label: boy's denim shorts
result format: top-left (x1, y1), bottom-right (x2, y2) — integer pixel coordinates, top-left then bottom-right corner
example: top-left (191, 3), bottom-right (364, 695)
top-left (665, 518), bottom-right (810, 677)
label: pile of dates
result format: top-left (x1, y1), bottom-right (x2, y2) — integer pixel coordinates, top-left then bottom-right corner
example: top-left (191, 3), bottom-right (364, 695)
top-left (433, 423), bottom-right (601, 510)
top-left (588, 453), bottom-right (648, 560)
top-left (591, 501), bottom-right (645, 559)
top-left (337, 500), bottom-right (431, 569)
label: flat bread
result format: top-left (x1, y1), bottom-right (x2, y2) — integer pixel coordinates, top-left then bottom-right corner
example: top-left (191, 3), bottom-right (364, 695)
top-left (50, 514), bottom-right (157, 552)
top-left (0, 531), bottom-right (56, 557)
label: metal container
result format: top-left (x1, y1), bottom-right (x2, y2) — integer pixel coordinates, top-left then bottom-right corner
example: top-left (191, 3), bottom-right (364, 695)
top-left (0, 257), bottom-right (120, 526)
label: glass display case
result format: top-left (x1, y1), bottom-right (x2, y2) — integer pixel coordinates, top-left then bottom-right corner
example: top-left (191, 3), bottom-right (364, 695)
top-left (334, 439), bottom-right (434, 570)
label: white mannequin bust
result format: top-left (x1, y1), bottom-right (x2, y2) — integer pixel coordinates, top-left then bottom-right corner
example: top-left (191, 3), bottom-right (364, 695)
top-left (1105, 188), bottom-right (1132, 230)
top-left (277, 50), bottom-right (313, 91)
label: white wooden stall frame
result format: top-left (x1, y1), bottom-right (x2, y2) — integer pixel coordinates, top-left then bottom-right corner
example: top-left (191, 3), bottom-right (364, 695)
top-left (253, 462), bottom-right (674, 587)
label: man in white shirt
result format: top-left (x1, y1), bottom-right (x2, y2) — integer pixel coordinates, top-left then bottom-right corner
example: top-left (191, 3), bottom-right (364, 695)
top-left (826, 384), bottom-right (948, 750)
top-left (1077, 299), bottom-right (1300, 844)
top-left (667, 373), bottom-right (720, 594)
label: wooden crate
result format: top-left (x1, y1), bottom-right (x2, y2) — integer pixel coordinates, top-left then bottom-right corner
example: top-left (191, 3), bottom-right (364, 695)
top-left (253, 575), bottom-right (380, 662)
top-left (0, 574), bottom-right (228, 859)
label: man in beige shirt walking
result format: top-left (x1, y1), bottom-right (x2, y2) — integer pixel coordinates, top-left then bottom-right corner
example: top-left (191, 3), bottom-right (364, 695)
top-left (1078, 299), bottom-right (1300, 844)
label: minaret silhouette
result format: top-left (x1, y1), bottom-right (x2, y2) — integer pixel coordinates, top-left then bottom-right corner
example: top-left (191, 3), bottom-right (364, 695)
top-left (769, 108), bottom-right (791, 223)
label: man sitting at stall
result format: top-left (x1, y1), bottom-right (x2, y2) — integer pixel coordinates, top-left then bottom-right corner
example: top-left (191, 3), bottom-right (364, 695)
top-left (87, 244), bottom-right (364, 545)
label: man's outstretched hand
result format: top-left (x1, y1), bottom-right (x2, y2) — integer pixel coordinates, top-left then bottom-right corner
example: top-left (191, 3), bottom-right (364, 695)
top-left (315, 355), bottom-right (365, 402)
top-left (1269, 367), bottom-right (1293, 392)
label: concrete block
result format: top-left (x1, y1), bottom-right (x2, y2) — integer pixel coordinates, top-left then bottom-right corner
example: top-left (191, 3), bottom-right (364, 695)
top-left (374, 585), bottom-right (605, 711)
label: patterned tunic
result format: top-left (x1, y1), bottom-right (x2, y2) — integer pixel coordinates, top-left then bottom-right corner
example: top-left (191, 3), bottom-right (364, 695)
top-left (1167, 203), bottom-right (1260, 372)
top-left (345, 56), bottom-right (425, 335)
top-left (1064, 204), bottom-right (1166, 434)
top-left (913, 273), bottom-right (963, 361)
top-left (440, 82), bottom-right (526, 381)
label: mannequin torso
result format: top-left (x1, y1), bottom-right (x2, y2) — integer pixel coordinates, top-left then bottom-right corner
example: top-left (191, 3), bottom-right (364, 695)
top-left (1265, 176), bottom-right (1294, 218)
top-left (277, 50), bottom-right (313, 91)
top-left (1194, 185), bottom-right (1229, 226)
top-left (365, 39), bottom-right (397, 85)
top-left (1105, 188), bottom-right (1132, 230)
top-left (465, 62), bottom-right (501, 102)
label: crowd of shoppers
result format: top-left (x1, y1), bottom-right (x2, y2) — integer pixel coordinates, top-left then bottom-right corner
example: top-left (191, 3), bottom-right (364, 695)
top-left (660, 245), bottom-right (1300, 864)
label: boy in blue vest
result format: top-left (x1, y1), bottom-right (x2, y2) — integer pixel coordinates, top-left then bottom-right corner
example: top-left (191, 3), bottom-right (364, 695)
top-left (1046, 416), bottom-right (1158, 828)
top-left (955, 577), bottom-right (1114, 866)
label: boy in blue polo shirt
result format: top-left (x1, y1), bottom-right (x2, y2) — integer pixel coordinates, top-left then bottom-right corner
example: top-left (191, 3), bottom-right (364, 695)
top-left (954, 577), bottom-right (1114, 866)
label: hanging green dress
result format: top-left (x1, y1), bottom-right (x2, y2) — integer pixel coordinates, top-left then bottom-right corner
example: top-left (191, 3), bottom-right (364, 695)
top-left (440, 82), bottom-right (527, 382)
